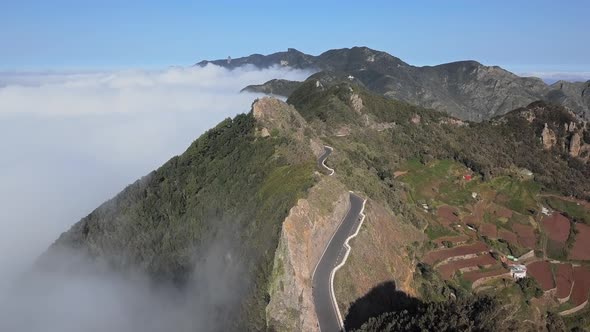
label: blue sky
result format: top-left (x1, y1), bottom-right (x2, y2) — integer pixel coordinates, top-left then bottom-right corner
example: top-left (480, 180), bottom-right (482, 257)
top-left (1, 0), bottom-right (588, 73)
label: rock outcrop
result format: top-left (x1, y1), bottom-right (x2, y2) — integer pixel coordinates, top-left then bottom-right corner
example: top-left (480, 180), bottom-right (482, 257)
top-left (542, 123), bottom-right (558, 150)
top-left (350, 93), bottom-right (364, 114)
top-left (570, 132), bottom-right (582, 157)
top-left (252, 97), bottom-right (307, 140)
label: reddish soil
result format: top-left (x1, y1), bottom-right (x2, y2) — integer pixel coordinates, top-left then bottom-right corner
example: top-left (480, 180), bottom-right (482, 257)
top-left (463, 267), bottom-right (508, 283)
top-left (569, 223), bottom-right (590, 261)
top-left (435, 235), bottom-right (469, 246)
top-left (463, 215), bottom-right (479, 227)
top-left (424, 242), bottom-right (489, 265)
top-left (526, 261), bottom-right (555, 291)
top-left (492, 205), bottom-right (513, 219)
top-left (495, 194), bottom-right (511, 206)
top-left (437, 253), bottom-right (497, 280)
top-left (555, 263), bottom-right (574, 300)
top-left (437, 205), bottom-right (460, 226)
top-left (512, 223), bottom-right (537, 248)
top-left (472, 201), bottom-right (486, 219)
top-left (571, 266), bottom-right (590, 306)
top-left (480, 223), bottom-right (497, 238)
top-left (541, 213), bottom-right (571, 243)
top-left (498, 229), bottom-right (518, 245)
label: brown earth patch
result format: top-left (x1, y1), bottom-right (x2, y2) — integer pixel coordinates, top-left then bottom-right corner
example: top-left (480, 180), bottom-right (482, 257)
top-left (555, 263), bottom-right (574, 300)
top-left (542, 213), bottom-right (571, 243)
top-left (463, 215), bottom-right (479, 227)
top-left (491, 205), bottom-right (513, 219)
top-left (498, 229), bottom-right (518, 245)
top-left (423, 242), bottom-right (488, 265)
top-left (571, 266), bottom-right (590, 306)
top-left (419, 180), bottom-right (442, 199)
top-left (512, 223), bottom-right (537, 248)
top-left (463, 200), bottom-right (486, 226)
top-left (437, 253), bottom-right (497, 280)
top-left (437, 205), bottom-right (460, 226)
top-left (527, 261), bottom-right (555, 291)
top-left (463, 267), bottom-right (509, 283)
top-left (495, 193), bottom-right (510, 205)
top-left (480, 223), bottom-right (497, 238)
top-left (569, 223), bottom-right (590, 261)
top-left (393, 171), bottom-right (408, 178)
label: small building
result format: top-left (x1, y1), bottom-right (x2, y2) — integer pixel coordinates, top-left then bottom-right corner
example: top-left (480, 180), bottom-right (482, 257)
top-left (348, 75), bottom-right (355, 80)
top-left (472, 192), bottom-right (478, 199)
top-left (541, 207), bottom-right (551, 216)
top-left (464, 174), bottom-right (472, 181)
top-left (509, 264), bottom-right (527, 280)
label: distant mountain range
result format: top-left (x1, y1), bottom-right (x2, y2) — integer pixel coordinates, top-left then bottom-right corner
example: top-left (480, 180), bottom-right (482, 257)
top-left (198, 47), bottom-right (590, 121)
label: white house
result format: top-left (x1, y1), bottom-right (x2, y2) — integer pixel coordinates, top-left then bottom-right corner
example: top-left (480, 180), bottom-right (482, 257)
top-left (509, 264), bottom-right (527, 280)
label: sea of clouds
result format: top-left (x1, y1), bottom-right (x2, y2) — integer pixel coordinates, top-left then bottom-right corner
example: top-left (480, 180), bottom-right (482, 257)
top-left (0, 64), bottom-right (311, 331)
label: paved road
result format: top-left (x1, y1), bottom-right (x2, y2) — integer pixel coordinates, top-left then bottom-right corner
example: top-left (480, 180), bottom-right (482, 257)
top-left (312, 192), bottom-right (365, 332)
top-left (318, 146), bottom-right (334, 175)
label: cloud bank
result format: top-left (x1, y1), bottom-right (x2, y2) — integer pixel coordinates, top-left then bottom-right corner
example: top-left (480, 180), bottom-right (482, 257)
top-left (0, 64), bottom-right (312, 331)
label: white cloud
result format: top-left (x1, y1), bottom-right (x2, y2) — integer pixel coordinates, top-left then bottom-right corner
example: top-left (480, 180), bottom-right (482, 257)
top-left (0, 64), bottom-right (312, 321)
top-left (518, 71), bottom-right (590, 84)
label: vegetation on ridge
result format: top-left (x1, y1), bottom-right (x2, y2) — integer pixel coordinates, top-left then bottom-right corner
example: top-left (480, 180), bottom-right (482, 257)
top-left (49, 112), bottom-right (316, 330)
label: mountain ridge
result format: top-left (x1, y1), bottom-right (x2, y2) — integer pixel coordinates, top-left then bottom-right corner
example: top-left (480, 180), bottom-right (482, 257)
top-left (199, 46), bottom-right (590, 121)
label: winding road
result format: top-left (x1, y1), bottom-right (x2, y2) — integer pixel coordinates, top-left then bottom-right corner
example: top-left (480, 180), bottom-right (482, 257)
top-left (312, 146), bottom-right (367, 332)
top-left (318, 146), bottom-right (335, 176)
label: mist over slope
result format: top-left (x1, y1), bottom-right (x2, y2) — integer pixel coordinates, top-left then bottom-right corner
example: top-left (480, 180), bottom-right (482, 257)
top-left (0, 65), bottom-right (311, 331)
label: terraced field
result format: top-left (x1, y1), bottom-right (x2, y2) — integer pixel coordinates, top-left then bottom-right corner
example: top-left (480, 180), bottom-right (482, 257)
top-left (423, 242), bottom-right (489, 265)
top-left (526, 261), bottom-right (554, 291)
top-left (397, 159), bottom-right (590, 315)
top-left (555, 263), bottom-right (574, 302)
top-left (570, 224), bottom-right (590, 261)
top-left (437, 254), bottom-right (497, 280)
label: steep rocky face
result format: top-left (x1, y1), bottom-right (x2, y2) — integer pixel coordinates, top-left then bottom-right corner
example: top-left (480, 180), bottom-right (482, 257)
top-left (408, 61), bottom-right (548, 121)
top-left (266, 177), bottom-right (350, 332)
top-left (547, 80), bottom-right (590, 118)
top-left (199, 47), bottom-right (590, 121)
